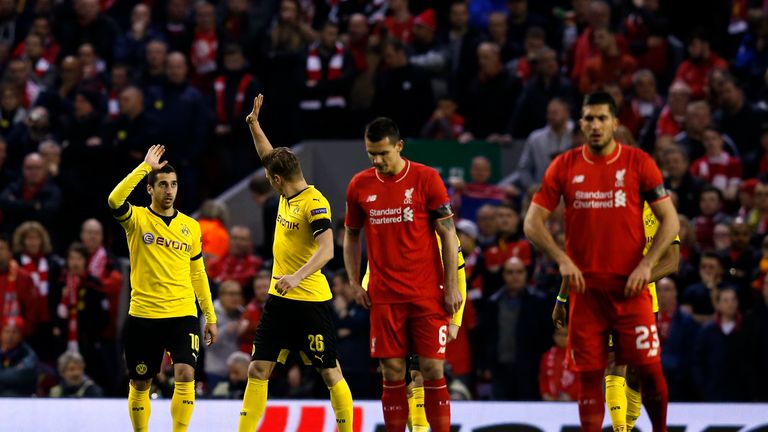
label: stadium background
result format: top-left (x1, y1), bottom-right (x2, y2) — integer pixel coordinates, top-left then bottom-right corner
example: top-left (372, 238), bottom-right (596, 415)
top-left (1, 0), bottom-right (768, 428)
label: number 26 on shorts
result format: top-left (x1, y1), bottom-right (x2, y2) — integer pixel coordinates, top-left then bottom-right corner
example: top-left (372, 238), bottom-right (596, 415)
top-left (634, 325), bottom-right (659, 357)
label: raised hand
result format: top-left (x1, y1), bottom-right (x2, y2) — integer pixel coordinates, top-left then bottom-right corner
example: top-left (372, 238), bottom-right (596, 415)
top-left (144, 144), bottom-right (168, 170)
top-left (245, 94), bottom-right (264, 125)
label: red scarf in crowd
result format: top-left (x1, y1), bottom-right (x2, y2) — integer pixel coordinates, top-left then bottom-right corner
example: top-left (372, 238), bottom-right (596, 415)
top-left (306, 42), bottom-right (344, 82)
top-left (58, 273), bottom-right (81, 353)
top-left (20, 253), bottom-right (48, 299)
top-left (214, 74), bottom-right (253, 124)
top-left (1, 261), bottom-right (19, 321)
top-left (191, 30), bottom-right (218, 75)
top-left (88, 247), bottom-right (107, 279)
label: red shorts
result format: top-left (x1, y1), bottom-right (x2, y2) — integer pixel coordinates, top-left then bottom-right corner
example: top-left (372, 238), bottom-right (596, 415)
top-left (369, 299), bottom-right (450, 359)
top-left (568, 287), bottom-right (660, 372)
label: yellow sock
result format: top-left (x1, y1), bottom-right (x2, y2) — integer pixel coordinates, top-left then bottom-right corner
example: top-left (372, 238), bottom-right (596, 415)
top-left (170, 381), bottom-right (195, 432)
top-left (329, 379), bottom-right (354, 432)
top-left (407, 391), bottom-right (415, 432)
top-left (128, 385), bottom-right (151, 432)
top-left (238, 377), bottom-right (269, 432)
top-left (410, 386), bottom-right (429, 432)
top-left (625, 385), bottom-right (642, 431)
top-left (605, 375), bottom-right (627, 432)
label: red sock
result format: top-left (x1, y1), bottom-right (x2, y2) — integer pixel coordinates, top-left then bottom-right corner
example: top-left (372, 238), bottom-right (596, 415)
top-left (577, 370), bottom-right (605, 432)
top-left (381, 379), bottom-right (408, 432)
top-left (423, 378), bottom-right (451, 432)
top-left (636, 362), bottom-right (668, 432)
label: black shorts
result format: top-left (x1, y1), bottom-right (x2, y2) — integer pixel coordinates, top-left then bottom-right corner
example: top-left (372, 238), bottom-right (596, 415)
top-left (251, 295), bottom-right (338, 369)
top-left (123, 315), bottom-right (201, 380)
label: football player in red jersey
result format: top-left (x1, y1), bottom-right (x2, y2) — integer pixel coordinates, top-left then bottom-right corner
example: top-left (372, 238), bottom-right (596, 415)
top-left (344, 117), bottom-right (462, 432)
top-left (524, 92), bottom-right (679, 432)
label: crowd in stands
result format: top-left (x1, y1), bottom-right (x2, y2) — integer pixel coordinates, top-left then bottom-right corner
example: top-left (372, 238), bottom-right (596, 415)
top-left (1, 0), bottom-right (768, 403)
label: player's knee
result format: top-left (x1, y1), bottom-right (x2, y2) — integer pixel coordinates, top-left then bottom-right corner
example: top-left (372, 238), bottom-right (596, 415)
top-left (130, 379), bottom-right (152, 391)
top-left (380, 359), bottom-right (406, 381)
top-left (605, 363), bottom-right (627, 377)
top-left (248, 361), bottom-right (273, 380)
top-left (418, 359), bottom-right (444, 380)
top-left (174, 364), bottom-right (195, 382)
top-left (318, 364), bottom-right (343, 387)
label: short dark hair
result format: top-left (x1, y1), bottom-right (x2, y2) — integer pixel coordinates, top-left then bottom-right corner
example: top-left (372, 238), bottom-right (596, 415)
top-left (700, 185), bottom-right (723, 202)
top-left (700, 251), bottom-right (725, 268)
top-left (365, 117), bottom-right (400, 143)
top-left (582, 91), bottom-right (618, 117)
top-left (263, 147), bottom-right (302, 180)
top-left (67, 242), bottom-right (90, 261)
top-left (147, 164), bottom-right (176, 187)
top-left (249, 174), bottom-right (272, 195)
top-left (702, 124), bottom-right (723, 136)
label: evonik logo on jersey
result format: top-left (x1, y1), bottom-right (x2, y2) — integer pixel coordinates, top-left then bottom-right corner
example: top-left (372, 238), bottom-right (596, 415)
top-left (142, 232), bottom-right (192, 252)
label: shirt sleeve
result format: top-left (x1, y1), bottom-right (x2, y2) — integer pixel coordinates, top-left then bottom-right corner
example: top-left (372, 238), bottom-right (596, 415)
top-left (307, 192), bottom-right (332, 237)
top-left (345, 177), bottom-right (364, 229)
top-left (190, 222), bottom-right (203, 261)
top-left (425, 168), bottom-right (451, 212)
top-left (638, 153), bottom-right (668, 204)
top-left (531, 154), bottom-right (564, 212)
top-left (108, 162), bottom-right (152, 232)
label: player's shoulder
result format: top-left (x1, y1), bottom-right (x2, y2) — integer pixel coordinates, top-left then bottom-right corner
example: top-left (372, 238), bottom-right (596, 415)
top-left (350, 167), bottom-right (377, 183)
top-left (305, 185), bottom-right (328, 201)
top-left (620, 143), bottom-right (654, 162)
top-left (408, 160), bottom-right (439, 176)
top-left (176, 211), bottom-right (201, 230)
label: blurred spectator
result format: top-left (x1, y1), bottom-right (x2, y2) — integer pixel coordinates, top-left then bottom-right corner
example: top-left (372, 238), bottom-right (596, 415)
top-left (482, 204), bottom-right (533, 292)
top-left (744, 273), bottom-right (768, 401)
top-left (203, 279), bottom-right (245, 389)
top-left (505, 0), bottom-right (550, 60)
top-left (77, 43), bottom-right (108, 86)
top-left (663, 146), bottom-right (704, 218)
top-left (674, 32), bottom-right (728, 100)
top-left (160, 0), bottom-right (194, 53)
top-left (681, 251), bottom-right (731, 324)
top-left (0, 137), bottom-right (17, 200)
top-left (331, 270), bottom-right (372, 399)
top-left (79, 219), bottom-right (123, 341)
top-left (693, 186), bottom-right (732, 250)
top-left (475, 204), bottom-right (499, 248)
top-left (569, 0), bottom-right (627, 82)
top-left (734, 14), bottom-right (768, 99)
top-left (737, 178), bottom-right (758, 219)
top-left (0, 317), bottom-right (38, 396)
top-left (657, 277), bottom-right (699, 401)
top-left (189, 1), bottom-right (219, 93)
top-left (17, 32), bottom-right (55, 88)
top-left (410, 8), bottom-right (448, 80)
top-left (578, 27), bottom-right (638, 95)
top-left (506, 98), bottom-right (572, 191)
top-left (656, 80), bottom-right (692, 138)
top-left (207, 225), bottom-right (263, 288)
top-left (49, 350), bottom-right (104, 397)
top-left (0, 85), bottom-right (27, 143)
top-left (630, 69), bottom-right (665, 147)
top-left (38, 140), bottom-right (61, 180)
top-left (50, 243), bottom-right (108, 389)
top-left (109, 86), bottom-right (161, 179)
top-left (198, 199), bottom-right (230, 261)
top-left (723, 221), bottom-right (758, 303)
top-left (622, 0), bottom-right (669, 77)
top-left (420, 98), bottom-right (465, 139)
top-left (459, 41), bottom-right (518, 142)
top-left (138, 39), bottom-right (169, 88)
top-left (456, 219), bottom-right (484, 300)
top-left (485, 11), bottom-right (515, 66)
top-left (443, 1), bottom-right (480, 98)
top-left (13, 106), bottom-right (56, 171)
top-left (383, 0), bottom-right (414, 43)
top-left (4, 58), bottom-right (43, 109)
top-left (345, 13), bottom-right (379, 120)
top-left (114, 3), bottom-right (163, 67)
top-left (300, 21), bottom-right (356, 139)
top-left (712, 223), bottom-right (731, 254)
top-left (212, 44), bottom-right (262, 189)
top-left (34, 56), bottom-right (82, 131)
top-left (0, 234), bottom-right (38, 338)
top-left (450, 156), bottom-right (505, 221)
top-left (249, 174), bottom-right (279, 260)
top-left (538, 326), bottom-right (578, 401)
top-left (689, 126), bottom-right (742, 202)
top-left (510, 46), bottom-right (575, 139)
top-left (0, 157), bottom-right (62, 239)
top-left (747, 179), bottom-right (768, 238)
top-left (714, 77), bottom-right (768, 177)
top-left (211, 351), bottom-right (250, 399)
top-left (145, 51), bottom-right (210, 211)
top-left (57, 0), bottom-right (120, 64)
top-left (510, 27), bottom-right (546, 84)
top-left (480, 257), bottom-right (551, 400)
top-left (239, 270), bottom-right (270, 353)
top-left (693, 288), bottom-right (751, 401)
top-left (372, 38), bottom-right (434, 138)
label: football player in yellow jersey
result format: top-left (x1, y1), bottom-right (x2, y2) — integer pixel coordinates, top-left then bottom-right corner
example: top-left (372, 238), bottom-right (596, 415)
top-left (361, 234), bottom-right (467, 432)
top-left (553, 202), bottom-right (680, 432)
top-left (238, 94), bottom-right (354, 432)
top-left (108, 145), bottom-right (218, 432)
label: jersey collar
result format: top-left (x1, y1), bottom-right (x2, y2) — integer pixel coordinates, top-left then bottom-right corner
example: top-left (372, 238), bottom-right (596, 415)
top-left (148, 206), bottom-right (178, 226)
top-left (375, 159), bottom-right (411, 183)
top-left (286, 186), bottom-right (311, 202)
top-left (581, 142), bottom-right (622, 165)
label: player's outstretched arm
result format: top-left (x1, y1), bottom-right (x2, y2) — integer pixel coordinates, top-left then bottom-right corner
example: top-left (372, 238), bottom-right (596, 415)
top-left (343, 226), bottom-right (370, 308)
top-left (244, 94), bottom-right (274, 160)
top-left (627, 198), bottom-right (680, 295)
top-left (524, 204), bottom-right (585, 292)
top-left (107, 145), bottom-right (167, 211)
top-left (650, 243), bottom-right (680, 282)
top-left (273, 229), bottom-right (334, 296)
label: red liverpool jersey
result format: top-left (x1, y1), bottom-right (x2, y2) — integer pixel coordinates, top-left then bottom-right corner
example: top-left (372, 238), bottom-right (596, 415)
top-left (346, 159), bottom-right (450, 303)
top-left (532, 144), bottom-right (668, 290)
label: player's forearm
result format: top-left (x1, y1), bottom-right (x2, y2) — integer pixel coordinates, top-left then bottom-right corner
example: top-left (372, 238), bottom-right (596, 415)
top-left (523, 212), bottom-right (570, 266)
top-left (190, 259), bottom-right (216, 323)
top-left (293, 232), bottom-right (333, 281)
top-left (640, 212), bottom-right (680, 270)
top-left (343, 228), bottom-right (362, 284)
top-left (557, 278), bottom-right (571, 300)
top-left (650, 244), bottom-right (679, 282)
top-left (451, 269), bottom-right (467, 326)
top-left (247, 120), bottom-right (274, 160)
top-left (438, 226), bottom-right (459, 294)
top-left (107, 162), bottom-right (151, 209)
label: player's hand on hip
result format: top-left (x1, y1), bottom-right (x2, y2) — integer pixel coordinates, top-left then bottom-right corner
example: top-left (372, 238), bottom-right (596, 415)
top-left (558, 259), bottom-right (585, 293)
top-left (274, 274), bottom-right (300, 296)
top-left (246, 94), bottom-right (264, 124)
top-left (447, 323), bottom-right (460, 342)
top-left (625, 261), bottom-right (652, 297)
top-left (444, 286), bottom-right (462, 315)
top-left (144, 144), bottom-right (168, 170)
top-left (204, 323), bottom-right (218, 346)
top-left (552, 302), bottom-right (567, 329)
top-left (351, 283), bottom-right (371, 309)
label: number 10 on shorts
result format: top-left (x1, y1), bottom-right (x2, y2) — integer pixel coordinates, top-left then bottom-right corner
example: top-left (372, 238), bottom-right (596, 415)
top-left (634, 325), bottom-right (659, 357)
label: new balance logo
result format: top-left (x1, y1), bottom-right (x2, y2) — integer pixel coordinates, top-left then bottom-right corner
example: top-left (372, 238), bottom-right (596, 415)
top-left (437, 346), bottom-right (445, 354)
top-left (403, 207), bottom-right (414, 222)
top-left (572, 175), bottom-right (585, 184)
top-left (366, 195), bottom-right (377, 202)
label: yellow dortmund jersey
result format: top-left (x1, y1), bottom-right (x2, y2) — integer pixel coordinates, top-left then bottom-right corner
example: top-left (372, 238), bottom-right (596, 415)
top-left (362, 234), bottom-right (467, 325)
top-left (117, 203), bottom-right (204, 319)
top-left (270, 186), bottom-right (333, 302)
top-left (643, 202), bottom-right (681, 313)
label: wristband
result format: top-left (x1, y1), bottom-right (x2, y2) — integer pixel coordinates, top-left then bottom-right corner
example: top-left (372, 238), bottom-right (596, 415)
top-left (556, 294), bottom-right (568, 305)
